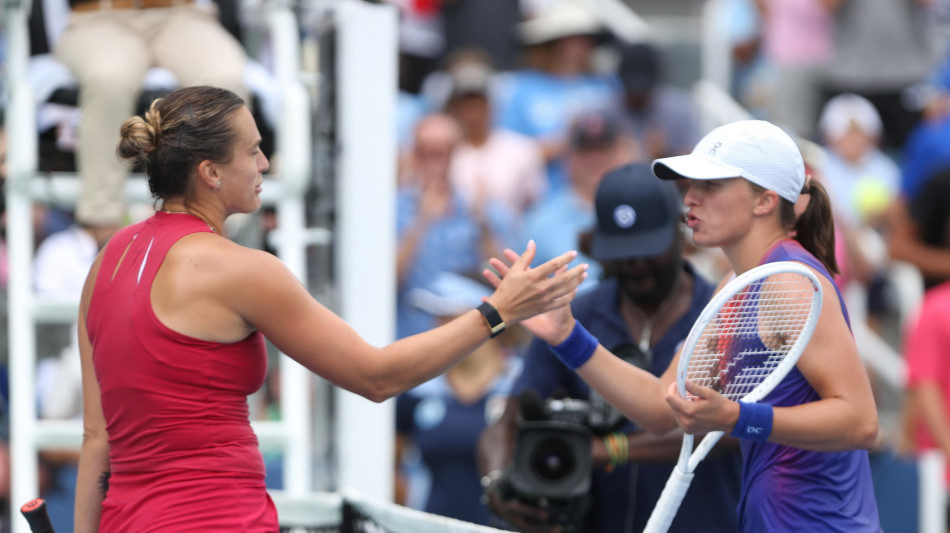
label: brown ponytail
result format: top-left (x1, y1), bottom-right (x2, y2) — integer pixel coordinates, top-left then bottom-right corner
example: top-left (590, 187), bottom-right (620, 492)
top-left (783, 179), bottom-right (838, 276)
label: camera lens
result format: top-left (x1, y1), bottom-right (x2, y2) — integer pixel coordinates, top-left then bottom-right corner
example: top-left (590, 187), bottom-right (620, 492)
top-left (530, 438), bottom-right (575, 482)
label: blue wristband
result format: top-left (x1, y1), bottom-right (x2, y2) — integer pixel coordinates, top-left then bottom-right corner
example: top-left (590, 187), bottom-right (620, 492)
top-left (550, 321), bottom-right (598, 370)
top-left (730, 401), bottom-right (773, 442)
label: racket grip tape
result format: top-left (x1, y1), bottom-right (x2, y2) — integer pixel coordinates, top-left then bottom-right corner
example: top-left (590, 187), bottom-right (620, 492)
top-left (20, 498), bottom-right (55, 533)
top-left (643, 467), bottom-right (695, 533)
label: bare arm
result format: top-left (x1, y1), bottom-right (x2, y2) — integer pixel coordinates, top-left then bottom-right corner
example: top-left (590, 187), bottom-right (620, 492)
top-left (75, 255), bottom-right (110, 533)
top-left (770, 272), bottom-right (879, 450)
top-left (908, 383), bottom-right (950, 458)
top-left (229, 241), bottom-right (586, 402)
top-left (574, 345), bottom-right (680, 434)
top-left (886, 199), bottom-right (950, 280)
top-left (667, 270), bottom-right (879, 451)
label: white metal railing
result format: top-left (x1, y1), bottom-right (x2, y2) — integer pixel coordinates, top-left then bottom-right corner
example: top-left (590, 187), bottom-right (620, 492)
top-left (4, 0), bottom-right (316, 529)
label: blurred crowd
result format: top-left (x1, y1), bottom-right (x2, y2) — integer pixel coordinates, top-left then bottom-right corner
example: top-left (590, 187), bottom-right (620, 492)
top-left (4, 0), bottom-right (950, 530)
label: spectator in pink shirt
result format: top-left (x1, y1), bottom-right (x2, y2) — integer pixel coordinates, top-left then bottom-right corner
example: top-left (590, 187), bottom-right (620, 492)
top-left (442, 52), bottom-right (549, 215)
top-left (756, 0), bottom-right (841, 138)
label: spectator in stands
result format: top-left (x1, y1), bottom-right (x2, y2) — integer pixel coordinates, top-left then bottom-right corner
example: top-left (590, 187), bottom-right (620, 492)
top-left (53, 0), bottom-right (248, 241)
top-left (388, 0), bottom-right (444, 95)
top-left (887, 57), bottom-right (950, 288)
top-left (439, 51), bottom-right (547, 216)
top-left (887, 165), bottom-right (950, 289)
top-left (817, 94), bottom-right (901, 331)
top-left (479, 163), bottom-right (742, 533)
top-left (754, 0), bottom-right (841, 139)
top-left (898, 56), bottom-right (950, 202)
top-left (438, 0), bottom-right (525, 72)
top-left (395, 272), bottom-right (524, 526)
top-left (524, 109), bottom-right (636, 288)
top-left (818, 94), bottom-right (900, 231)
top-left (711, 0), bottom-right (770, 116)
top-left (34, 223), bottom-right (100, 421)
top-left (494, 0), bottom-right (621, 192)
top-left (903, 279), bottom-right (950, 530)
top-left (823, 0), bottom-right (934, 151)
top-left (396, 112), bottom-right (523, 338)
top-left (616, 42), bottom-right (701, 160)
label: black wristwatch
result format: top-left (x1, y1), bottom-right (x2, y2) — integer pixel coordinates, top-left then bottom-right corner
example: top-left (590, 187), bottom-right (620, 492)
top-left (477, 302), bottom-right (507, 338)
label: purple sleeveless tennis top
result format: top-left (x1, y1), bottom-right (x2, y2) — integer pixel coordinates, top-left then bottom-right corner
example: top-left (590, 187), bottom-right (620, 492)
top-left (735, 239), bottom-right (880, 532)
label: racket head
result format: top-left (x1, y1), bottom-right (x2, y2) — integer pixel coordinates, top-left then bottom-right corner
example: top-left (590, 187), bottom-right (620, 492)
top-left (675, 261), bottom-right (823, 403)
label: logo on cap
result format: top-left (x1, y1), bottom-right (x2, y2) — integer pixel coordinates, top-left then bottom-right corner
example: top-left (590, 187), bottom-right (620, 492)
top-left (613, 205), bottom-right (636, 229)
top-left (708, 141), bottom-right (722, 156)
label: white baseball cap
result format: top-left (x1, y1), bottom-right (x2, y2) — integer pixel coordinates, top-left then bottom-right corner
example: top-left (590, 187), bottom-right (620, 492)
top-left (818, 93), bottom-right (883, 140)
top-left (652, 120), bottom-right (806, 203)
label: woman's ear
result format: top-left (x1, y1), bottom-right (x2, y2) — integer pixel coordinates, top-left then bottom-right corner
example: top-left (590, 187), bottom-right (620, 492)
top-left (752, 188), bottom-right (780, 217)
top-left (196, 160), bottom-right (220, 191)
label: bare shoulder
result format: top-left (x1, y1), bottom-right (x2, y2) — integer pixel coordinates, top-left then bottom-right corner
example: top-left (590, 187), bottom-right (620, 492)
top-left (171, 233), bottom-right (302, 303)
top-left (170, 233), bottom-right (287, 275)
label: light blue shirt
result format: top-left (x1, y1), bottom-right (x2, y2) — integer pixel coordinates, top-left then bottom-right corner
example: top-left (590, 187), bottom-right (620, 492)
top-left (396, 187), bottom-right (522, 338)
top-left (523, 188), bottom-right (602, 287)
top-left (494, 69), bottom-right (621, 191)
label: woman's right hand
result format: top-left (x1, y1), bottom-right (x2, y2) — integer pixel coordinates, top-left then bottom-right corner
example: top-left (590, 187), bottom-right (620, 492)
top-left (481, 242), bottom-right (585, 344)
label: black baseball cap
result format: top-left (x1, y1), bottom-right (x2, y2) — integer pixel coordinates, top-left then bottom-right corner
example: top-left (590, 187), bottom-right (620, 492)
top-left (618, 42), bottom-right (661, 94)
top-left (591, 162), bottom-right (682, 261)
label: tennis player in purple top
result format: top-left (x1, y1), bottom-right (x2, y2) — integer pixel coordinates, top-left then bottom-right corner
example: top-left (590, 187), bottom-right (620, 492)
top-left (485, 120), bottom-right (881, 531)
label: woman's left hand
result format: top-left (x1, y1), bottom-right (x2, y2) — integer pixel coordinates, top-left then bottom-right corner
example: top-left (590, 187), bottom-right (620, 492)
top-left (664, 380), bottom-right (740, 435)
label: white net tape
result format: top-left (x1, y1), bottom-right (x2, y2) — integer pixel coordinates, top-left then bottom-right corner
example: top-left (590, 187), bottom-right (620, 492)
top-left (272, 489), bottom-right (513, 533)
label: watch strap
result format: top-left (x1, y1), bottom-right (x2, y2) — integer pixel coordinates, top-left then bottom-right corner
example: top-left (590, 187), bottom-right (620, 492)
top-left (477, 302), bottom-right (506, 338)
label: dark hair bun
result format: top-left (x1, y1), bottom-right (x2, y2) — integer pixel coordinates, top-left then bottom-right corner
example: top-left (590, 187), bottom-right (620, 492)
top-left (117, 106), bottom-right (163, 163)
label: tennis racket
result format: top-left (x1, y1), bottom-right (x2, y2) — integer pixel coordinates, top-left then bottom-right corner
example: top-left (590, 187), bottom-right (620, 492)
top-left (21, 498), bottom-right (55, 533)
top-left (642, 261), bottom-right (823, 533)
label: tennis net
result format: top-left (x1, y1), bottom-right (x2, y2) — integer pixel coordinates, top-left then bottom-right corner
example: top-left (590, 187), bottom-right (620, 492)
top-left (273, 489), bottom-right (512, 533)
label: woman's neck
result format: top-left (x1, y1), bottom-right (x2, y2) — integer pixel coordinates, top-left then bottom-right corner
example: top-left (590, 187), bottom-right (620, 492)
top-left (160, 199), bottom-right (224, 235)
top-left (723, 229), bottom-right (790, 274)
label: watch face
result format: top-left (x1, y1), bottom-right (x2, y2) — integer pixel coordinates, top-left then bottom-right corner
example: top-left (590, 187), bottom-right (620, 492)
top-left (586, 343), bottom-right (651, 434)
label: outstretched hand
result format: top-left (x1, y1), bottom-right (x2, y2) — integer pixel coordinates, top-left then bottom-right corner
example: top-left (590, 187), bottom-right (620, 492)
top-left (664, 380), bottom-right (740, 435)
top-left (482, 243), bottom-right (585, 344)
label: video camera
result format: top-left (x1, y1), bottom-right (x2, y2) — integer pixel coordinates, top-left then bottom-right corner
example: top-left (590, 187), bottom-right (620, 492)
top-left (504, 389), bottom-right (594, 531)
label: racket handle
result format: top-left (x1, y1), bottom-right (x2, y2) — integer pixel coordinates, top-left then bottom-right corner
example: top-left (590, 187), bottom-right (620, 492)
top-left (20, 498), bottom-right (55, 533)
top-left (643, 467), bottom-right (694, 533)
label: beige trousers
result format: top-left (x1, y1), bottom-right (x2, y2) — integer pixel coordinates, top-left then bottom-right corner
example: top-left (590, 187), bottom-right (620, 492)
top-left (54, 4), bottom-right (248, 226)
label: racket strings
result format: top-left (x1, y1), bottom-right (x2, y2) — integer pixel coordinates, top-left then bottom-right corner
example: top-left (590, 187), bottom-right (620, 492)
top-left (685, 274), bottom-right (817, 401)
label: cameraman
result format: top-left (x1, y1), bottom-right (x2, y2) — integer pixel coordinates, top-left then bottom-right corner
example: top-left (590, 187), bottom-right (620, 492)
top-left (477, 163), bottom-right (742, 532)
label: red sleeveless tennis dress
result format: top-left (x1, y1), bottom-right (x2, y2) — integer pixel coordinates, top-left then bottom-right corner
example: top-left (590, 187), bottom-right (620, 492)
top-left (86, 212), bottom-right (278, 531)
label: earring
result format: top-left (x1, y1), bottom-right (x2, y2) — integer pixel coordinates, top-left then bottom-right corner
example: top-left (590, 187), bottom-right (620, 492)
top-left (214, 181), bottom-right (221, 190)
